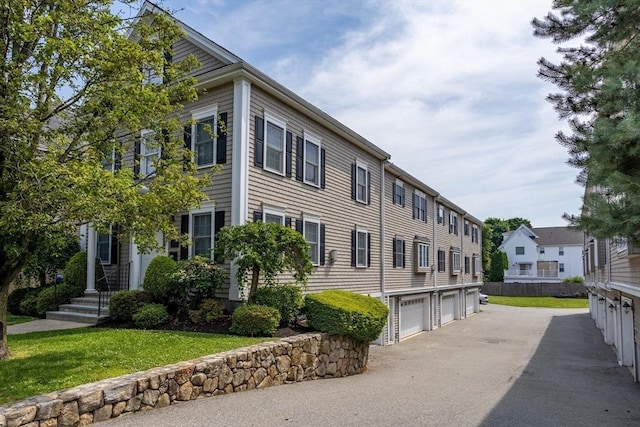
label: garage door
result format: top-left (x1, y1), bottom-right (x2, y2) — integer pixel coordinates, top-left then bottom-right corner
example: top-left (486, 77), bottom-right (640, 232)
top-left (466, 290), bottom-right (477, 316)
top-left (441, 294), bottom-right (456, 325)
top-left (400, 298), bottom-right (425, 339)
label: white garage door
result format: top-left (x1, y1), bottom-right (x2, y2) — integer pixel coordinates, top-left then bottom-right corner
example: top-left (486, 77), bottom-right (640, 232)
top-left (466, 290), bottom-right (477, 316)
top-left (441, 294), bottom-right (456, 325)
top-left (400, 298), bottom-right (425, 339)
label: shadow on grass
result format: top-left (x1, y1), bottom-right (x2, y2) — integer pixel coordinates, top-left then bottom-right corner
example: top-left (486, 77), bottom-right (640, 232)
top-left (479, 312), bottom-right (640, 427)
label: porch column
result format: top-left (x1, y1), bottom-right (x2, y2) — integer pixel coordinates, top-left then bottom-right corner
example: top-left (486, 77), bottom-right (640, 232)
top-left (86, 223), bottom-right (97, 294)
top-left (130, 238), bottom-right (141, 291)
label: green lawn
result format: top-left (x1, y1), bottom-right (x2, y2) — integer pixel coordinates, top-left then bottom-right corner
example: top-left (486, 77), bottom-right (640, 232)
top-left (489, 295), bottom-right (589, 309)
top-left (1, 328), bottom-right (272, 405)
top-left (7, 313), bottom-right (36, 325)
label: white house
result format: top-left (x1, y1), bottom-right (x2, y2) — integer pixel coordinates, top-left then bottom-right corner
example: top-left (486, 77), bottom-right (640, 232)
top-left (499, 225), bottom-right (584, 283)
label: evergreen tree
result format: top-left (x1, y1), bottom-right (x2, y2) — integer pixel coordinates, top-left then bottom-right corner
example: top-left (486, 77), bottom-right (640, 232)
top-left (533, 1), bottom-right (640, 241)
top-left (488, 251), bottom-right (508, 282)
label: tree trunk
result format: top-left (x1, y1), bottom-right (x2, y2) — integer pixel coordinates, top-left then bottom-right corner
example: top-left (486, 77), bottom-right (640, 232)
top-left (248, 266), bottom-right (260, 303)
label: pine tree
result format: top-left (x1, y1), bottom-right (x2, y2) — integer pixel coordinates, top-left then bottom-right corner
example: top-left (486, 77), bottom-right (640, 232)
top-left (533, 1), bottom-right (640, 241)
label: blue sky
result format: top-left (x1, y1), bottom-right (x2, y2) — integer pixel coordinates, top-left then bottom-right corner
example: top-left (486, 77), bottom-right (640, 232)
top-left (128, 0), bottom-right (582, 227)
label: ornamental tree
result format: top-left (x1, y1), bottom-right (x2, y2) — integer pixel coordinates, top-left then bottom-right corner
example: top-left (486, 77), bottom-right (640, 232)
top-left (0, 1), bottom-right (210, 359)
top-left (533, 1), bottom-right (640, 240)
top-left (214, 222), bottom-right (313, 303)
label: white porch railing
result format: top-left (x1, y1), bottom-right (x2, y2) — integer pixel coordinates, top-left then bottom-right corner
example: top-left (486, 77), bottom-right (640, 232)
top-left (504, 269), bottom-right (559, 278)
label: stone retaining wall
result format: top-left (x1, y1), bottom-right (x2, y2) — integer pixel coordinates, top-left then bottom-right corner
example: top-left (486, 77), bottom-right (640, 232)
top-left (0, 333), bottom-right (369, 427)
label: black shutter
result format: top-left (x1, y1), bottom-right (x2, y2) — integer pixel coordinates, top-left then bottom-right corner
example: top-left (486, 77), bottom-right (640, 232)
top-left (163, 50), bottom-right (172, 83)
top-left (114, 149), bottom-right (122, 171)
top-left (401, 187), bottom-right (405, 207)
top-left (183, 125), bottom-right (191, 169)
top-left (180, 214), bottom-right (189, 260)
top-left (110, 226), bottom-right (118, 265)
top-left (216, 112), bottom-right (227, 164)
top-left (285, 131), bottom-right (292, 177)
top-left (320, 224), bottom-right (326, 266)
top-left (351, 164), bottom-right (356, 200)
top-left (351, 229), bottom-right (356, 267)
top-left (367, 171), bottom-right (371, 205)
top-left (285, 216), bottom-right (292, 228)
top-left (412, 194), bottom-right (416, 219)
top-left (392, 184), bottom-right (397, 204)
top-left (253, 210), bottom-right (263, 223)
top-left (295, 136), bottom-right (304, 181)
top-left (161, 128), bottom-right (170, 161)
top-left (254, 115), bottom-right (264, 168)
top-left (295, 219), bottom-right (303, 234)
top-left (392, 238), bottom-right (397, 268)
top-left (402, 240), bottom-right (406, 268)
top-left (320, 148), bottom-right (326, 189)
top-left (213, 210), bottom-right (225, 263)
top-left (133, 136), bottom-right (141, 178)
top-left (367, 232), bottom-right (371, 267)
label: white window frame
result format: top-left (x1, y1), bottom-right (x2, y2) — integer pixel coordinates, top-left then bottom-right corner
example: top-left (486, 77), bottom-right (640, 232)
top-left (437, 249), bottom-right (446, 272)
top-left (393, 180), bottom-right (404, 205)
top-left (472, 225), bottom-right (479, 243)
top-left (451, 250), bottom-right (461, 274)
top-left (356, 226), bottom-right (368, 268)
top-left (97, 226), bottom-right (113, 265)
top-left (464, 221), bottom-right (470, 236)
top-left (473, 255), bottom-right (481, 276)
top-left (559, 246), bottom-right (565, 256)
top-left (559, 262), bottom-right (565, 273)
top-left (393, 236), bottom-right (405, 269)
top-left (304, 215), bottom-right (321, 266)
top-left (191, 106), bottom-right (218, 169)
top-left (449, 212), bottom-right (458, 235)
top-left (189, 202), bottom-right (215, 260)
top-left (515, 246), bottom-right (525, 255)
top-left (539, 246), bottom-right (545, 254)
top-left (303, 132), bottom-right (321, 187)
top-left (437, 205), bottom-right (444, 224)
top-left (355, 160), bottom-right (368, 204)
top-left (414, 191), bottom-right (426, 221)
top-left (140, 130), bottom-right (159, 177)
top-left (102, 148), bottom-right (116, 173)
top-left (417, 242), bottom-right (429, 269)
top-left (264, 112), bottom-right (286, 175)
top-left (263, 205), bottom-right (285, 225)
top-left (464, 255), bottom-right (470, 274)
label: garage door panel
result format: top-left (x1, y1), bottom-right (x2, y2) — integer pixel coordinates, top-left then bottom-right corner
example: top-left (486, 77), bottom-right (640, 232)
top-left (441, 294), bottom-right (456, 325)
top-left (466, 291), bottom-right (477, 315)
top-left (400, 298), bottom-right (425, 339)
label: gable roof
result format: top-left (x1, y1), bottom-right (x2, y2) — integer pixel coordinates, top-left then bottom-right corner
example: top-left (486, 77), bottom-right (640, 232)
top-left (532, 227), bottom-right (583, 246)
top-left (498, 224), bottom-right (538, 250)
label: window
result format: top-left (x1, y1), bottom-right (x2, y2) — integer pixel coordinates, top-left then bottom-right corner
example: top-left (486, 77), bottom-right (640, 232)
top-left (437, 249), bottom-right (446, 272)
top-left (559, 263), bottom-right (565, 273)
top-left (265, 115), bottom-right (286, 174)
top-left (355, 162), bottom-right (368, 204)
top-left (451, 250), bottom-right (461, 274)
top-left (263, 207), bottom-right (285, 225)
top-left (473, 255), bottom-right (481, 276)
top-left (559, 247), bottom-right (564, 256)
top-left (464, 221), bottom-right (470, 236)
top-left (194, 116), bottom-right (217, 167)
top-left (304, 219), bottom-right (320, 266)
top-left (140, 131), bottom-right (159, 176)
top-left (449, 212), bottom-right (458, 235)
top-left (190, 204), bottom-right (215, 259)
top-left (97, 232), bottom-right (112, 264)
top-left (464, 256), bottom-right (470, 274)
top-left (539, 246), bottom-right (545, 254)
top-left (355, 228), bottom-right (369, 268)
top-left (304, 136), bottom-right (320, 186)
top-left (416, 242), bottom-right (429, 270)
top-left (437, 206), bottom-right (444, 224)
top-left (392, 236), bottom-right (405, 268)
top-left (413, 192), bottom-right (426, 222)
top-left (471, 225), bottom-right (479, 244)
top-left (515, 246), bottom-right (525, 255)
top-left (392, 181), bottom-right (404, 205)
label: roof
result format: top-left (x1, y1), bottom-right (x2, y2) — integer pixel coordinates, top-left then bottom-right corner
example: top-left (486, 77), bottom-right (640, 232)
top-left (532, 227), bottom-right (583, 246)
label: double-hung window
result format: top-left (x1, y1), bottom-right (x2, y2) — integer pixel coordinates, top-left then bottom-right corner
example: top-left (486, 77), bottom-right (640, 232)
top-left (263, 206), bottom-right (285, 225)
top-left (559, 263), bottom-right (565, 273)
top-left (515, 246), bottom-right (525, 255)
top-left (415, 241), bottom-right (430, 272)
top-left (393, 181), bottom-right (404, 205)
top-left (356, 162), bottom-right (368, 204)
top-left (471, 225), bottom-right (479, 243)
top-left (190, 203), bottom-right (215, 259)
top-left (191, 107), bottom-right (218, 168)
top-left (140, 130), bottom-right (159, 176)
top-left (451, 250), bottom-right (461, 274)
top-left (265, 114), bottom-right (286, 174)
top-left (355, 227), bottom-right (369, 268)
top-left (304, 218), bottom-right (321, 266)
top-left (559, 247), bottom-right (564, 256)
top-left (464, 256), bottom-right (470, 274)
top-left (97, 230), bottom-right (112, 264)
top-left (392, 236), bottom-right (405, 268)
top-left (464, 221), bottom-right (470, 236)
top-left (437, 206), bottom-right (444, 224)
top-left (473, 255), bottom-right (481, 276)
top-left (437, 249), bottom-right (446, 272)
top-left (304, 135), bottom-right (321, 186)
top-left (449, 212), bottom-right (458, 235)
top-left (413, 191), bottom-right (426, 221)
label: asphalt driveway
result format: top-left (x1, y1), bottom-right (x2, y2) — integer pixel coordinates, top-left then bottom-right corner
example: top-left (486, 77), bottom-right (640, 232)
top-left (100, 304), bottom-right (640, 427)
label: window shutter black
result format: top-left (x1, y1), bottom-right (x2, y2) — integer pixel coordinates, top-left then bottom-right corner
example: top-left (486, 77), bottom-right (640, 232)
top-left (183, 125), bottom-right (191, 169)
top-left (402, 240), bottom-right (406, 268)
top-left (110, 226), bottom-right (118, 265)
top-left (320, 148), bottom-right (326, 189)
top-left (295, 219), bottom-right (303, 234)
top-left (285, 216), bottom-right (292, 228)
top-left (163, 50), bottom-right (172, 83)
top-left (412, 194), bottom-right (417, 219)
top-left (351, 229), bottom-right (356, 267)
top-left (253, 211), bottom-right (263, 223)
top-left (401, 187), bottom-right (405, 207)
top-left (160, 128), bottom-right (170, 161)
top-left (367, 232), bottom-right (371, 267)
top-left (114, 149), bottom-right (122, 171)
top-left (295, 136), bottom-right (304, 181)
top-left (392, 238), bottom-right (397, 268)
top-left (351, 163), bottom-right (356, 200)
top-left (254, 116), bottom-right (264, 168)
top-left (180, 214), bottom-right (189, 260)
top-left (320, 224), bottom-right (326, 266)
top-left (285, 131), bottom-right (292, 177)
top-left (133, 136), bottom-right (141, 178)
top-left (367, 171), bottom-right (371, 205)
top-left (214, 211), bottom-right (225, 235)
top-left (216, 112), bottom-right (227, 164)
top-left (392, 184), bottom-right (397, 204)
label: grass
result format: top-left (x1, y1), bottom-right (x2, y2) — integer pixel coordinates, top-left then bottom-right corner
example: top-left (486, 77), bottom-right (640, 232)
top-left (0, 328), bottom-right (272, 405)
top-left (489, 295), bottom-right (589, 309)
top-left (7, 313), bottom-right (36, 325)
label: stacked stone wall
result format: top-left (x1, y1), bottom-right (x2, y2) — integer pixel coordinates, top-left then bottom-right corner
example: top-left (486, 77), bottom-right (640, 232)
top-left (0, 333), bottom-right (369, 427)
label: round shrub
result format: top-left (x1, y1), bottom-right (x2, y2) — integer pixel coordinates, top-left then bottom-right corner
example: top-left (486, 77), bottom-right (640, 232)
top-left (142, 256), bottom-right (178, 301)
top-left (8, 287), bottom-right (32, 315)
top-left (35, 284), bottom-right (76, 317)
top-left (189, 298), bottom-right (224, 324)
top-left (19, 291), bottom-right (41, 317)
top-left (230, 304), bottom-right (280, 337)
top-left (304, 290), bottom-right (389, 342)
top-left (133, 303), bottom-right (169, 329)
top-left (254, 284), bottom-right (303, 326)
top-left (63, 252), bottom-right (102, 295)
top-left (171, 256), bottom-right (227, 309)
top-left (109, 290), bottom-right (144, 322)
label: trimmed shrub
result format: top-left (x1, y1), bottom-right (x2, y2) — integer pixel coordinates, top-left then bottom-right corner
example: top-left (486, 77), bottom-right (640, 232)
top-left (109, 290), bottom-right (145, 322)
top-left (133, 303), bottom-right (169, 329)
top-left (35, 284), bottom-right (76, 317)
top-left (563, 276), bottom-right (585, 284)
top-left (8, 287), bottom-right (32, 315)
top-left (188, 298), bottom-right (224, 324)
top-left (142, 256), bottom-right (178, 301)
top-left (254, 284), bottom-right (303, 326)
top-left (304, 290), bottom-right (389, 342)
top-left (171, 257), bottom-right (227, 309)
top-left (230, 304), bottom-right (281, 337)
top-left (19, 291), bottom-right (41, 317)
top-left (63, 252), bottom-right (102, 295)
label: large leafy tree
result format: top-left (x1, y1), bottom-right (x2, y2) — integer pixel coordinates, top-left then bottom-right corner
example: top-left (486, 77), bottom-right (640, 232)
top-left (482, 217), bottom-right (531, 272)
top-left (0, 1), bottom-right (209, 359)
top-left (533, 1), bottom-right (640, 241)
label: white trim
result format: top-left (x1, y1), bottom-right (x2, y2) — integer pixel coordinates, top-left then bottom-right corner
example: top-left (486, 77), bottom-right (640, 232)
top-left (263, 205), bottom-right (285, 225)
top-left (97, 226), bottom-right (113, 265)
top-left (190, 105), bottom-right (219, 169)
top-left (263, 112), bottom-right (287, 176)
top-left (355, 160), bottom-right (368, 204)
top-left (303, 216), bottom-right (321, 266)
top-left (610, 282), bottom-right (640, 298)
top-left (355, 226), bottom-right (369, 268)
top-left (303, 131), bottom-right (321, 187)
top-left (140, 130), bottom-right (158, 177)
top-left (189, 202), bottom-right (216, 260)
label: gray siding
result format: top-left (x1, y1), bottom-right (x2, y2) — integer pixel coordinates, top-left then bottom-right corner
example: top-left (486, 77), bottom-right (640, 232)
top-left (173, 38), bottom-right (230, 77)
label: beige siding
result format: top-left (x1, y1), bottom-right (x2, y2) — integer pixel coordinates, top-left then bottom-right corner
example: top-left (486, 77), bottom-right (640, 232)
top-left (247, 86), bottom-right (383, 295)
top-left (435, 205), bottom-right (464, 287)
top-left (173, 38), bottom-right (229, 77)
top-left (610, 243), bottom-right (640, 287)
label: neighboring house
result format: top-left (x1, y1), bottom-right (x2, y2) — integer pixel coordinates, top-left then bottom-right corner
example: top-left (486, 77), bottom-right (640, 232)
top-left (499, 225), bottom-right (583, 283)
top-left (52, 1), bottom-right (483, 344)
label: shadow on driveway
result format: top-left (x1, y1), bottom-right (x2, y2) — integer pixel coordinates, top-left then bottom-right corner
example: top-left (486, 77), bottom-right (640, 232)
top-left (479, 312), bottom-right (640, 427)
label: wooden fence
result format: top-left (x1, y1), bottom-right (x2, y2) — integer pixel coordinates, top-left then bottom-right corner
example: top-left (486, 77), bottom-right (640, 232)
top-left (481, 282), bottom-right (587, 297)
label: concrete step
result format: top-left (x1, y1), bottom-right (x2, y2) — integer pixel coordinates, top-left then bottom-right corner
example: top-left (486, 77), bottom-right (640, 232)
top-left (58, 303), bottom-right (108, 316)
top-left (71, 296), bottom-right (107, 306)
top-left (46, 311), bottom-right (110, 325)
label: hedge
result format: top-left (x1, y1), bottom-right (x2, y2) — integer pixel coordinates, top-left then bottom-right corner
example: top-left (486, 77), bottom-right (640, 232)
top-left (230, 304), bottom-right (280, 337)
top-left (142, 256), bottom-right (178, 301)
top-left (254, 284), bottom-right (303, 326)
